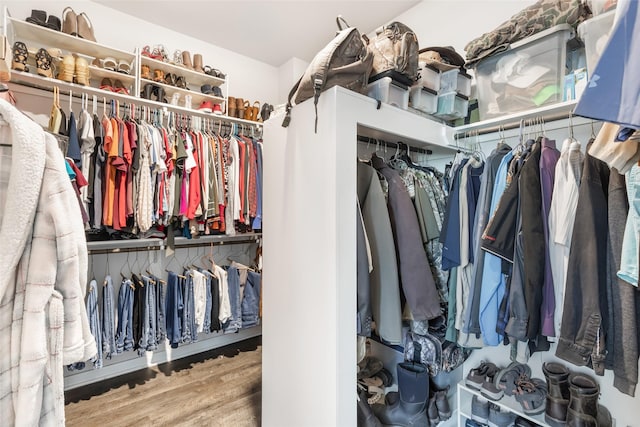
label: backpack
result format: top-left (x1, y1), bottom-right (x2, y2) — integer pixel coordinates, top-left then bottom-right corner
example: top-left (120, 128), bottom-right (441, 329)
top-left (403, 330), bottom-right (442, 377)
top-left (369, 21), bottom-right (420, 84)
top-left (282, 16), bottom-right (373, 131)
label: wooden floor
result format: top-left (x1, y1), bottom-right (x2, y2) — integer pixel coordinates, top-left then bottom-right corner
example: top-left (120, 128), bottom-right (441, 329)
top-left (65, 337), bottom-right (262, 427)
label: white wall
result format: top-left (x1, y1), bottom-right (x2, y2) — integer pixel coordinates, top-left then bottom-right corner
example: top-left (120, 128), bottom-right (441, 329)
top-left (1, 0), bottom-right (280, 105)
top-left (278, 56), bottom-right (310, 105)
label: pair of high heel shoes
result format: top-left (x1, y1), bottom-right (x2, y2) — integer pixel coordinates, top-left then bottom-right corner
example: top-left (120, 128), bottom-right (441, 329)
top-left (140, 83), bottom-right (167, 103)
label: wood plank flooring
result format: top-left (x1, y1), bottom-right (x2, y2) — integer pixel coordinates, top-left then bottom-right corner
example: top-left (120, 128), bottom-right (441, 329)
top-left (65, 337), bottom-right (262, 427)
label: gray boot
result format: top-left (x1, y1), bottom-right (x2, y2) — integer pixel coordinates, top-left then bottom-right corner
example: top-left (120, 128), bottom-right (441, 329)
top-left (373, 362), bottom-right (429, 427)
top-left (566, 374), bottom-right (612, 427)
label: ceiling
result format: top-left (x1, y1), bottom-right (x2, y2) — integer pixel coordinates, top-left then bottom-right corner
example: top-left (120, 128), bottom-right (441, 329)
top-left (94, 0), bottom-right (421, 67)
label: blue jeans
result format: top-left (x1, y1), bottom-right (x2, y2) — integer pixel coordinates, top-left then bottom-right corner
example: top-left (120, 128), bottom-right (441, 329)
top-left (116, 279), bottom-right (135, 353)
top-left (102, 275), bottom-right (116, 359)
top-left (203, 270), bottom-right (213, 333)
top-left (140, 275), bottom-right (157, 353)
top-left (86, 279), bottom-right (102, 368)
top-left (153, 275), bottom-right (166, 345)
top-left (223, 267), bottom-right (242, 332)
top-left (166, 272), bottom-right (183, 348)
top-left (242, 271), bottom-right (261, 328)
top-left (181, 271), bottom-right (198, 344)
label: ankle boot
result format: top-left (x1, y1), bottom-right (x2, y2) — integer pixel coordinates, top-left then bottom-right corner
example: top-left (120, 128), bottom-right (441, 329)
top-left (373, 362), bottom-right (429, 427)
top-left (182, 51), bottom-right (193, 70)
top-left (435, 387), bottom-right (451, 420)
top-left (543, 362), bottom-right (570, 427)
top-left (193, 53), bottom-right (204, 73)
top-left (566, 374), bottom-right (612, 427)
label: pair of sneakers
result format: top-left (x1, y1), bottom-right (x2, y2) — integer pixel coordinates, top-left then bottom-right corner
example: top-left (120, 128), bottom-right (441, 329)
top-left (465, 361), bottom-right (504, 400)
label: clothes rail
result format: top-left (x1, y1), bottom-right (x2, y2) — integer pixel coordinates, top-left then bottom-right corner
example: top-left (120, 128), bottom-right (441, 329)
top-left (357, 135), bottom-right (433, 155)
top-left (87, 233), bottom-right (262, 254)
top-left (7, 73), bottom-right (263, 130)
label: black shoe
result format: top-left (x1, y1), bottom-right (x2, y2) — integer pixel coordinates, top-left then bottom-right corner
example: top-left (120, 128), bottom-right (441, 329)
top-left (25, 9), bottom-right (47, 26)
top-left (45, 15), bottom-right (61, 31)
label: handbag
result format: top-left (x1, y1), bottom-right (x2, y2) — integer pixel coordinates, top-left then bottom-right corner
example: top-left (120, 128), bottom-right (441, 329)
top-left (282, 16), bottom-right (373, 132)
top-left (403, 330), bottom-right (442, 377)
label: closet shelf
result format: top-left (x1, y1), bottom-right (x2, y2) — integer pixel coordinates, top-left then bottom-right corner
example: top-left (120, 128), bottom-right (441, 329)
top-left (140, 77), bottom-right (225, 106)
top-left (8, 70), bottom-right (262, 127)
top-left (457, 382), bottom-right (549, 426)
top-left (140, 55), bottom-right (225, 88)
top-left (88, 65), bottom-right (136, 86)
top-left (6, 14), bottom-right (135, 61)
top-left (451, 100), bottom-right (579, 137)
top-left (86, 233), bottom-right (262, 252)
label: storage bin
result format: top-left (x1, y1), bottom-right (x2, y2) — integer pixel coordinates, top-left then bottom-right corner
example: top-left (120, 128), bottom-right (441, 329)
top-left (435, 91), bottom-right (469, 120)
top-left (440, 69), bottom-right (458, 93)
top-left (409, 85), bottom-right (437, 114)
top-left (366, 76), bottom-right (409, 110)
top-left (457, 72), bottom-right (472, 97)
top-left (577, 10), bottom-right (615, 76)
top-left (473, 24), bottom-right (574, 120)
top-left (418, 62), bottom-right (440, 91)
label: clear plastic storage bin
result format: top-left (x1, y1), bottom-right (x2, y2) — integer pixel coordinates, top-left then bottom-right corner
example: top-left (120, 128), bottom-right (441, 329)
top-left (440, 69), bottom-right (459, 93)
top-left (366, 76), bottom-right (409, 110)
top-left (457, 72), bottom-right (472, 97)
top-left (435, 92), bottom-right (469, 120)
top-left (473, 24), bottom-right (574, 120)
top-left (418, 62), bottom-right (440, 91)
top-left (409, 86), bottom-right (437, 114)
top-left (577, 10), bottom-right (615, 76)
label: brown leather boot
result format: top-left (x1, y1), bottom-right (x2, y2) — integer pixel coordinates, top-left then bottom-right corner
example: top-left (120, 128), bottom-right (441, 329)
top-left (227, 96), bottom-right (236, 117)
top-left (566, 374), bottom-right (612, 427)
top-left (193, 53), bottom-right (204, 73)
top-left (182, 51), bottom-right (193, 70)
top-left (236, 98), bottom-right (245, 119)
top-left (76, 12), bottom-right (96, 42)
top-left (543, 362), bottom-right (570, 427)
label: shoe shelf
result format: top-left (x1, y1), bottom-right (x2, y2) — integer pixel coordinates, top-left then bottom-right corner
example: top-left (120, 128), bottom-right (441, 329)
top-left (6, 14), bottom-right (135, 62)
top-left (88, 65), bottom-right (135, 87)
top-left (140, 77), bottom-right (225, 106)
top-left (457, 382), bottom-right (549, 426)
top-left (140, 55), bottom-right (225, 88)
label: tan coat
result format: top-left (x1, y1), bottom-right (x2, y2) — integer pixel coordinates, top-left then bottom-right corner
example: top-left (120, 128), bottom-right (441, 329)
top-left (0, 99), bottom-right (96, 426)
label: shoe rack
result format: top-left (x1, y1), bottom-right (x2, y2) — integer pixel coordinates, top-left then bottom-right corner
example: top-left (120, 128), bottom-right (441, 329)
top-left (457, 382), bottom-right (550, 426)
top-left (2, 7), bottom-right (259, 127)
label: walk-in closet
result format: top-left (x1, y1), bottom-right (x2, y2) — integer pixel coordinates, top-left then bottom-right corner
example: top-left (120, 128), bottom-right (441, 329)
top-left (0, 0), bottom-right (638, 426)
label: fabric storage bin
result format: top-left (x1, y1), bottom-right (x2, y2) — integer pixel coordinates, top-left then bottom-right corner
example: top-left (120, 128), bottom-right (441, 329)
top-left (418, 62), bottom-right (440, 91)
top-left (473, 24), bottom-right (574, 120)
top-left (577, 10), bottom-right (615, 76)
top-left (457, 72), bottom-right (472, 97)
top-left (435, 92), bottom-right (469, 120)
top-left (440, 69), bottom-right (458, 93)
top-left (409, 86), bottom-right (437, 114)
top-left (366, 76), bottom-right (409, 110)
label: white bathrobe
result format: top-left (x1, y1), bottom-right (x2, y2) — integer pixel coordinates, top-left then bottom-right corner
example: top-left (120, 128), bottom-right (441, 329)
top-left (0, 99), bottom-right (96, 426)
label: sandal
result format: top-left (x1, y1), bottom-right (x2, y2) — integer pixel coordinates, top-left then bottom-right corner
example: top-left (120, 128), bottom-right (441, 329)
top-left (153, 69), bottom-right (164, 83)
top-left (151, 45), bottom-right (168, 62)
top-left (35, 48), bottom-right (54, 78)
top-left (203, 65), bottom-right (225, 79)
top-left (495, 362), bottom-right (532, 397)
top-left (164, 72), bottom-right (177, 86)
top-left (141, 45), bottom-right (152, 58)
top-left (172, 50), bottom-right (184, 67)
top-left (175, 75), bottom-right (187, 89)
top-left (113, 80), bottom-right (129, 95)
top-left (117, 59), bottom-right (131, 74)
top-left (251, 101), bottom-right (261, 122)
top-left (514, 378), bottom-right (547, 415)
top-left (140, 64), bottom-right (151, 80)
top-left (103, 56), bottom-right (117, 71)
top-left (100, 77), bottom-right (114, 91)
top-left (11, 41), bottom-right (29, 72)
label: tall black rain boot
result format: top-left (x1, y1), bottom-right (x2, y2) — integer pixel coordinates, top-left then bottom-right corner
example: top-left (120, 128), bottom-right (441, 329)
top-left (373, 362), bottom-right (429, 427)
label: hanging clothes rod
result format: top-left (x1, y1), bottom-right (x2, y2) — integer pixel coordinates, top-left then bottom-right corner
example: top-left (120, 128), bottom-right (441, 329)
top-left (87, 234), bottom-right (261, 254)
top-left (8, 77), bottom-right (263, 130)
top-left (357, 135), bottom-right (433, 155)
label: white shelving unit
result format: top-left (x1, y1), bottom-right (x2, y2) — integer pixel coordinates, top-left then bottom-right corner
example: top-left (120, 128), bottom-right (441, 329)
top-left (457, 382), bottom-right (548, 426)
top-left (262, 86), bottom-right (457, 427)
top-left (140, 55), bottom-right (225, 88)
